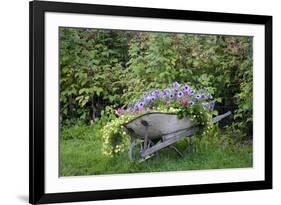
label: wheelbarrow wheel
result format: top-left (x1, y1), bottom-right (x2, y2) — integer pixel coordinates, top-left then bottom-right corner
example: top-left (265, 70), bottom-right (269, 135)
top-left (129, 140), bottom-right (142, 161)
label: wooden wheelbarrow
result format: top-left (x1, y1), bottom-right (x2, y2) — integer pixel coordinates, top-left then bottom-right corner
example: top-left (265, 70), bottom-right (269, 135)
top-left (123, 111), bottom-right (231, 161)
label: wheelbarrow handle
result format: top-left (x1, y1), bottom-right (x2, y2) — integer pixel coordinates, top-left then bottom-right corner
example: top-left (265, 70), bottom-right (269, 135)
top-left (212, 111), bottom-right (231, 124)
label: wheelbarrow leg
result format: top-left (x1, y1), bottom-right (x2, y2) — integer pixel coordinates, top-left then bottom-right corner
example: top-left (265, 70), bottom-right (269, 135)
top-left (129, 139), bottom-right (136, 161)
top-left (129, 137), bottom-right (142, 161)
top-left (143, 126), bottom-right (148, 150)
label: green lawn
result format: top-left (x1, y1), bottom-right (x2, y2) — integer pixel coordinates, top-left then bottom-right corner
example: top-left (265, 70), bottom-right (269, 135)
top-left (59, 125), bottom-right (253, 176)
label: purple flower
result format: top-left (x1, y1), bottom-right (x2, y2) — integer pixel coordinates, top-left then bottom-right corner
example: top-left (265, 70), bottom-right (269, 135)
top-left (133, 106), bottom-right (139, 112)
top-left (188, 89), bottom-right (195, 95)
top-left (125, 82), bottom-right (217, 115)
top-left (164, 88), bottom-right (171, 95)
top-left (145, 96), bottom-right (152, 104)
top-left (172, 82), bottom-right (180, 89)
top-left (209, 102), bottom-right (215, 110)
top-left (189, 101), bottom-right (194, 106)
top-left (177, 91), bottom-right (184, 98)
top-left (162, 90), bottom-right (168, 98)
top-left (151, 89), bottom-right (160, 97)
top-left (138, 102), bottom-right (144, 110)
top-left (195, 94), bottom-right (201, 100)
top-left (182, 85), bottom-right (190, 93)
top-left (152, 95), bottom-right (158, 100)
top-left (201, 93), bottom-right (207, 99)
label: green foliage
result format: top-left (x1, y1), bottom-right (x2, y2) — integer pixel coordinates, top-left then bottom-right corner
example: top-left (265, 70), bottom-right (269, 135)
top-left (60, 28), bottom-right (253, 140)
top-left (176, 104), bottom-right (213, 129)
top-left (232, 59), bottom-right (253, 139)
top-left (60, 28), bottom-right (133, 124)
top-left (60, 124), bottom-right (252, 176)
top-left (101, 114), bottom-right (136, 156)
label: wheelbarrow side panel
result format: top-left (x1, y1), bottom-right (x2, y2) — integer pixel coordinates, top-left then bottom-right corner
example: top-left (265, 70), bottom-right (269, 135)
top-left (124, 112), bottom-right (194, 139)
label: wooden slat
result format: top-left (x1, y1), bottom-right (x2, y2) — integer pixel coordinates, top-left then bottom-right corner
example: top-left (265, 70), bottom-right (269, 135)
top-left (212, 111), bottom-right (231, 123)
top-left (162, 129), bottom-right (190, 141)
top-left (141, 127), bottom-right (199, 157)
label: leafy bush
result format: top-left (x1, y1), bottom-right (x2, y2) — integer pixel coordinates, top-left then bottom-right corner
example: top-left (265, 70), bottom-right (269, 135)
top-left (60, 28), bottom-right (253, 140)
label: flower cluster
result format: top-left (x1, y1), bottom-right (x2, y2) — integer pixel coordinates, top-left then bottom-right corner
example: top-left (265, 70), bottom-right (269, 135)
top-left (103, 82), bottom-right (217, 157)
top-left (101, 114), bottom-right (136, 156)
top-left (124, 82), bottom-right (215, 114)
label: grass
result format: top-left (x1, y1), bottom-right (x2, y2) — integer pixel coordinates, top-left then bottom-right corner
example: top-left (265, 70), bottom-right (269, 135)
top-left (59, 124), bottom-right (253, 176)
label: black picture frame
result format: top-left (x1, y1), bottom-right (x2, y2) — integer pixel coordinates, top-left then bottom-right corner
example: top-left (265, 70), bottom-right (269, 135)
top-left (29, 0), bottom-right (272, 204)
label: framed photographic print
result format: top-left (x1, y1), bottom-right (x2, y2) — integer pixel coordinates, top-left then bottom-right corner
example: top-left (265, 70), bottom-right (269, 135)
top-left (29, 0), bottom-right (272, 204)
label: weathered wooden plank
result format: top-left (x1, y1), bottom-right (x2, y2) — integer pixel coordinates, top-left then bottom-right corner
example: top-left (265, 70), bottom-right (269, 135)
top-left (212, 111), bottom-right (232, 123)
top-left (124, 112), bottom-right (194, 139)
top-left (141, 127), bottom-right (199, 157)
top-left (162, 128), bottom-right (190, 141)
top-left (124, 111), bottom-right (231, 141)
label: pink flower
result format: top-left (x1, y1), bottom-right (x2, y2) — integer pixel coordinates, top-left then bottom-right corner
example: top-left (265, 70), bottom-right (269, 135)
top-left (183, 99), bottom-right (188, 108)
top-left (116, 108), bottom-right (125, 115)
